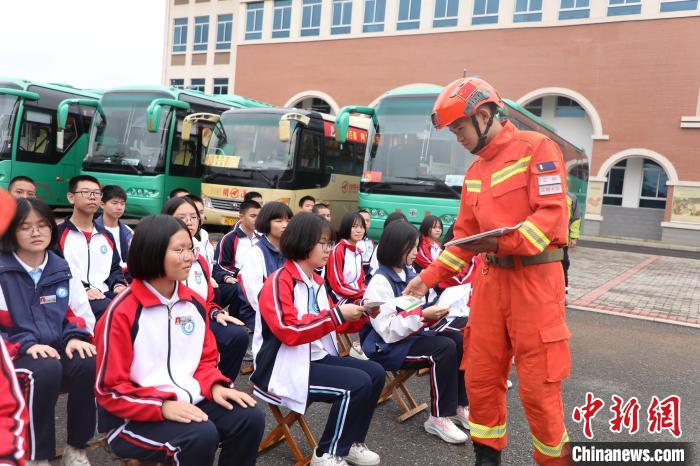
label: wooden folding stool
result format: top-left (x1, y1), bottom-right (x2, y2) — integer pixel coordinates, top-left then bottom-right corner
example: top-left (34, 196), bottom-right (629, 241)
top-left (336, 332), bottom-right (355, 357)
top-left (378, 369), bottom-right (429, 423)
top-left (258, 404), bottom-right (318, 466)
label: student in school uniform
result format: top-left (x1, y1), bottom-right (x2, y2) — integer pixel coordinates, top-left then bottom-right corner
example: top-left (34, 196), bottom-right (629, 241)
top-left (212, 200), bottom-right (262, 319)
top-left (298, 195), bottom-right (316, 213)
top-left (252, 213), bottom-right (383, 466)
top-left (368, 212), bottom-right (408, 278)
top-left (185, 195), bottom-right (215, 269)
top-left (357, 210), bottom-right (374, 281)
top-left (0, 199), bottom-right (96, 466)
top-left (415, 215), bottom-right (444, 272)
top-left (57, 175), bottom-right (127, 320)
top-left (237, 202), bottom-right (293, 330)
top-left (327, 212), bottom-right (367, 305)
top-left (8, 176), bottom-right (37, 200)
top-left (95, 185), bottom-right (133, 282)
top-left (162, 197), bottom-right (248, 381)
top-left (243, 191), bottom-right (264, 206)
top-left (94, 215), bottom-right (265, 466)
top-left (361, 221), bottom-right (469, 445)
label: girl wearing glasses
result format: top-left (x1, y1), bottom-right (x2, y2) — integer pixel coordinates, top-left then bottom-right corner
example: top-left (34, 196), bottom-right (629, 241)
top-left (95, 215), bottom-right (264, 466)
top-left (0, 199), bottom-right (96, 466)
top-left (162, 197), bottom-right (248, 382)
top-left (326, 212), bottom-right (368, 305)
top-left (252, 213), bottom-right (384, 466)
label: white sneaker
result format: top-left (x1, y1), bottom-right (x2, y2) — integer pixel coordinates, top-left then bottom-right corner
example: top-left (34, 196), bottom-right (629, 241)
top-left (452, 405), bottom-right (470, 430)
top-left (507, 379), bottom-right (513, 389)
top-left (345, 442), bottom-right (380, 465)
top-left (424, 415), bottom-right (469, 444)
top-left (60, 445), bottom-right (91, 466)
top-left (311, 449), bottom-right (349, 466)
top-left (27, 461), bottom-right (51, 466)
top-left (349, 342), bottom-right (369, 360)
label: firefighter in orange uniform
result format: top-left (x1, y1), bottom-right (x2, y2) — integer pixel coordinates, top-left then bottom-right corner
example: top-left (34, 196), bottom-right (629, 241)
top-left (404, 77), bottom-right (572, 466)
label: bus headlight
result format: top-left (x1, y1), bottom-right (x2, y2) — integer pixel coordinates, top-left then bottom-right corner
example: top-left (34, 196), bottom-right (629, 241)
top-left (203, 196), bottom-right (212, 208)
top-left (442, 214), bottom-right (453, 225)
top-left (370, 209), bottom-right (386, 218)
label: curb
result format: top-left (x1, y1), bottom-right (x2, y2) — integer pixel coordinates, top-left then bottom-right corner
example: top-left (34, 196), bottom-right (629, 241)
top-left (568, 305), bottom-right (700, 329)
top-left (579, 235), bottom-right (700, 253)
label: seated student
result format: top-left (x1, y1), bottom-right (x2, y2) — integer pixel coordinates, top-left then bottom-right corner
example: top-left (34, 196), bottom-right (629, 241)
top-left (368, 211), bottom-right (408, 277)
top-left (57, 176), bottom-right (127, 321)
top-left (186, 195), bottom-right (215, 269)
top-left (415, 215), bottom-right (443, 272)
top-left (237, 202), bottom-right (292, 330)
top-left (361, 221), bottom-right (469, 444)
top-left (8, 176), bottom-right (37, 200)
top-left (298, 195), bottom-right (316, 213)
top-left (327, 212), bottom-right (367, 305)
top-left (312, 203), bottom-right (332, 223)
top-left (252, 213), bottom-right (383, 466)
top-left (162, 197), bottom-right (248, 381)
top-left (0, 199), bottom-right (96, 466)
top-left (96, 185), bottom-right (133, 281)
top-left (212, 200), bottom-right (261, 315)
top-left (243, 191), bottom-right (263, 206)
top-left (94, 215), bottom-right (265, 466)
top-left (357, 210), bottom-right (375, 281)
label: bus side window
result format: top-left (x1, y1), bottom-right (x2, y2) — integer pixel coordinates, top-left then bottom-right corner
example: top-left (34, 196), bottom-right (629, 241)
top-left (170, 120), bottom-right (198, 177)
top-left (17, 109), bottom-right (54, 161)
top-left (62, 115), bottom-right (79, 151)
top-left (324, 138), bottom-right (353, 175)
top-left (352, 143), bottom-right (365, 176)
top-left (297, 132), bottom-right (321, 171)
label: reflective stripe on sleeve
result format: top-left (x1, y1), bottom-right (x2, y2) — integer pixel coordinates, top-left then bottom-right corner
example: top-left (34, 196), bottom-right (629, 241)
top-left (518, 220), bottom-right (550, 252)
top-left (465, 179), bottom-right (482, 193)
top-left (438, 250), bottom-right (467, 272)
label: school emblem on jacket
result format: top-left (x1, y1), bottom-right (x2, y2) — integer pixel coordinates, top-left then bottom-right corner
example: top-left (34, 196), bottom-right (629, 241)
top-left (56, 286), bottom-right (68, 299)
top-left (175, 315), bottom-right (195, 335)
top-left (100, 245), bottom-right (108, 255)
top-left (194, 271), bottom-right (203, 285)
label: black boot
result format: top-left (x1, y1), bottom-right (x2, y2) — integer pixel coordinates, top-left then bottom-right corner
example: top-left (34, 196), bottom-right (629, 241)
top-left (474, 442), bottom-right (501, 466)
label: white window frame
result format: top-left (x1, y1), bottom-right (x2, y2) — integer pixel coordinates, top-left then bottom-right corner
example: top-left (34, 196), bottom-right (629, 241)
top-left (472, 0), bottom-right (499, 24)
top-left (514, 0), bottom-right (543, 22)
top-left (193, 16), bottom-right (209, 52)
top-left (173, 18), bottom-right (188, 53)
top-left (246, 3), bottom-right (264, 40)
top-left (397, 0), bottom-right (421, 29)
top-left (364, 0), bottom-right (386, 31)
top-left (213, 78), bottom-right (229, 95)
top-left (273, 0), bottom-right (292, 37)
top-left (216, 14), bottom-right (233, 50)
top-left (332, 0), bottom-right (353, 32)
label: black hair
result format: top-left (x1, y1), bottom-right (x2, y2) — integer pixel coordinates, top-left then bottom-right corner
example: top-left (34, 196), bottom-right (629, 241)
top-left (9, 176), bottom-right (35, 189)
top-left (255, 202), bottom-right (293, 235)
top-left (298, 195), bottom-right (316, 208)
top-left (128, 215), bottom-right (192, 280)
top-left (184, 194), bottom-right (203, 205)
top-left (419, 215), bottom-right (443, 237)
top-left (244, 191), bottom-right (263, 202)
top-left (357, 209), bottom-right (369, 215)
top-left (377, 221), bottom-right (419, 268)
top-left (101, 185), bottom-right (127, 202)
top-left (68, 175), bottom-right (100, 193)
top-left (240, 199), bottom-right (261, 215)
top-left (337, 212), bottom-right (365, 241)
top-left (161, 196), bottom-right (201, 235)
top-left (1, 199), bottom-right (58, 252)
top-left (383, 211), bottom-right (407, 229)
top-left (169, 188), bottom-right (189, 198)
top-left (312, 203), bottom-right (330, 214)
top-left (280, 213), bottom-right (332, 261)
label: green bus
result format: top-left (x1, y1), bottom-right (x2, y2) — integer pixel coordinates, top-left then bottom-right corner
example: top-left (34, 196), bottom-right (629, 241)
top-left (0, 78), bottom-right (101, 205)
top-left (335, 86), bottom-right (588, 240)
top-left (74, 86), bottom-right (268, 217)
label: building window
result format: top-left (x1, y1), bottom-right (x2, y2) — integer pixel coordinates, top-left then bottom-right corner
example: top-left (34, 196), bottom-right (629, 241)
top-left (213, 78), bottom-right (229, 95)
top-left (273, 0), bottom-right (292, 38)
top-left (603, 160), bottom-right (626, 206)
top-left (514, 0), bottom-right (542, 22)
top-left (301, 0), bottom-right (322, 36)
top-left (607, 0), bottom-right (642, 16)
top-left (246, 2), bottom-right (264, 40)
top-left (216, 14), bottom-right (233, 49)
top-left (434, 0), bottom-right (458, 27)
top-left (554, 97), bottom-right (586, 117)
top-left (173, 18), bottom-right (188, 52)
top-left (639, 160), bottom-right (668, 209)
top-left (190, 78), bottom-right (206, 92)
top-left (364, 0), bottom-right (386, 32)
top-left (193, 16), bottom-right (209, 51)
top-left (559, 0), bottom-right (590, 19)
top-left (660, 0), bottom-right (698, 12)
top-left (473, 0), bottom-right (499, 24)
top-left (170, 79), bottom-right (185, 89)
top-left (397, 0), bottom-right (421, 30)
top-left (332, 0), bottom-right (353, 34)
top-left (524, 98), bottom-right (543, 117)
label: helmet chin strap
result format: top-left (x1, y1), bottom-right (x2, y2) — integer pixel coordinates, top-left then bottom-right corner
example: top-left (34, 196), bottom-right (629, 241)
top-left (470, 112), bottom-right (495, 154)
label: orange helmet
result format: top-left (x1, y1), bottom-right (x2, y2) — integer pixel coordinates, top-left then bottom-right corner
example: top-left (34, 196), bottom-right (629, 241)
top-left (431, 77), bottom-right (504, 130)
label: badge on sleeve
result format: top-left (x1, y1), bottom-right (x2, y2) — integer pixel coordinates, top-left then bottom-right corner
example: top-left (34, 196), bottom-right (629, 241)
top-left (539, 184), bottom-right (563, 196)
top-left (538, 174), bottom-right (562, 186)
top-left (536, 161), bottom-right (557, 173)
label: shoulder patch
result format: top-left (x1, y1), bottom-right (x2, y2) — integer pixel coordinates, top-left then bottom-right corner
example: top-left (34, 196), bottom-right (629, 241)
top-left (536, 161), bottom-right (557, 173)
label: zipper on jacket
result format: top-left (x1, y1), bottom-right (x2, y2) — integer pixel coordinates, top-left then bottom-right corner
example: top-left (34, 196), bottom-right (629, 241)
top-left (166, 305), bottom-right (194, 403)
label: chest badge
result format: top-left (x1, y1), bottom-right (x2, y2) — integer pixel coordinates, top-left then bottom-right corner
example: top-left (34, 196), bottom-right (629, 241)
top-left (194, 271), bottom-right (203, 285)
top-left (56, 286), bottom-right (68, 299)
top-left (100, 245), bottom-right (108, 255)
top-left (175, 315), bottom-right (195, 335)
top-left (39, 295), bottom-right (57, 305)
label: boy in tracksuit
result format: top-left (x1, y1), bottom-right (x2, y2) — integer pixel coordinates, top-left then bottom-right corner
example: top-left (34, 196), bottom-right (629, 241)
top-left (95, 185), bottom-right (133, 282)
top-left (58, 176), bottom-right (127, 320)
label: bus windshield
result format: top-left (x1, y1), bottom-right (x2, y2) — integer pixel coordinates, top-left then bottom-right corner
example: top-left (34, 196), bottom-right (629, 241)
top-left (206, 114), bottom-right (294, 171)
top-left (0, 95), bottom-right (18, 160)
top-left (365, 96), bottom-right (473, 190)
top-left (85, 92), bottom-right (171, 173)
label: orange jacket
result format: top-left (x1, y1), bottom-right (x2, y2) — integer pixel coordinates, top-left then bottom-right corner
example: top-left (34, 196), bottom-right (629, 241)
top-left (421, 121), bottom-right (569, 288)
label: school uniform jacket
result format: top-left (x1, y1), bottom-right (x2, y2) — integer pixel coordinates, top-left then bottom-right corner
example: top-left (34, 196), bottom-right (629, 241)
top-left (184, 253), bottom-right (223, 322)
top-left (326, 240), bottom-right (365, 303)
top-left (238, 236), bottom-right (285, 315)
top-left (0, 336), bottom-right (27, 466)
top-left (212, 222), bottom-right (259, 283)
top-left (415, 237), bottom-right (442, 272)
top-left (0, 251), bottom-right (94, 358)
top-left (95, 216), bottom-right (133, 272)
top-left (198, 228), bottom-right (216, 271)
top-left (251, 261), bottom-right (367, 414)
top-left (57, 220), bottom-right (127, 294)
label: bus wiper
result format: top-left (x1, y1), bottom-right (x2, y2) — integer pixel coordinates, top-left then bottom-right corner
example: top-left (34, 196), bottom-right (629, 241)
top-left (254, 169), bottom-right (276, 188)
top-left (394, 175), bottom-right (461, 198)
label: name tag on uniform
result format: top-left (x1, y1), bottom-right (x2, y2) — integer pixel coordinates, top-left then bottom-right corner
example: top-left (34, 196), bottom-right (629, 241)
top-left (538, 174), bottom-right (562, 186)
top-left (39, 295), bottom-right (57, 304)
top-left (539, 184), bottom-right (563, 196)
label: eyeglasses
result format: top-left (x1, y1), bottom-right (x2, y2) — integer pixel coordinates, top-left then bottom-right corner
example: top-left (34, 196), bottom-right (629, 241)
top-left (73, 190), bottom-right (103, 199)
top-left (174, 214), bottom-right (200, 225)
top-left (18, 223), bottom-right (51, 236)
top-left (317, 241), bottom-right (336, 251)
top-left (169, 247), bottom-right (197, 262)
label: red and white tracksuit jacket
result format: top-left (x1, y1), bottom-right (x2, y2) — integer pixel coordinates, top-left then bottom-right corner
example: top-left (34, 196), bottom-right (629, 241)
top-left (250, 260), bottom-right (367, 413)
top-left (0, 337), bottom-right (26, 466)
top-left (183, 254), bottom-right (223, 321)
top-left (94, 279), bottom-right (230, 431)
top-left (326, 240), bottom-right (365, 304)
top-left (415, 236), bottom-right (442, 272)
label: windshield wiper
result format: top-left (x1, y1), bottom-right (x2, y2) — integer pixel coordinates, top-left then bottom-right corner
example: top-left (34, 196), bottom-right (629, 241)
top-left (393, 176), bottom-right (461, 198)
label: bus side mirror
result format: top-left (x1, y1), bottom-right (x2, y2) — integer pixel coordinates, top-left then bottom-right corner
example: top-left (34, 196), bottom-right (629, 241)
top-left (335, 106), bottom-right (376, 144)
top-left (146, 98), bottom-right (190, 133)
top-left (56, 97), bottom-right (102, 152)
top-left (279, 119), bottom-right (291, 142)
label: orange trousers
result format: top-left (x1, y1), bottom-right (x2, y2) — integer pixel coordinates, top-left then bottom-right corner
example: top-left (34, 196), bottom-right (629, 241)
top-left (463, 258), bottom-right (572, 465)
